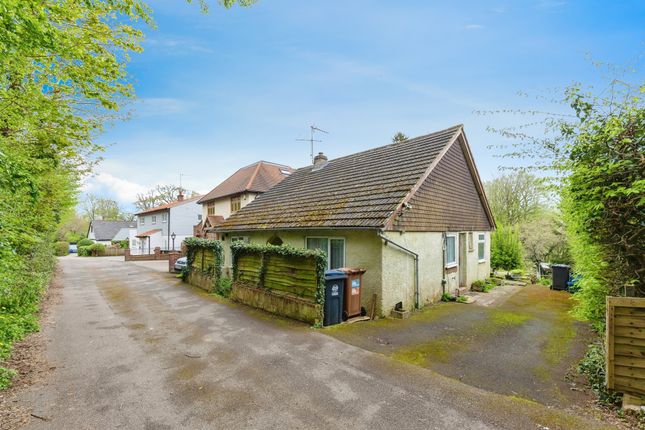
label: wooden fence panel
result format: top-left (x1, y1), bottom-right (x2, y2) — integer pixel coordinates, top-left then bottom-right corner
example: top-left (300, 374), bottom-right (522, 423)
top-left (607, 297), bottom-right (645, 396)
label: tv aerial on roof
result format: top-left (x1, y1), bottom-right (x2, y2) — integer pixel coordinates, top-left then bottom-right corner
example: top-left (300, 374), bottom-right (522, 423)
top-left (296, 125), bottom-right (328, 164)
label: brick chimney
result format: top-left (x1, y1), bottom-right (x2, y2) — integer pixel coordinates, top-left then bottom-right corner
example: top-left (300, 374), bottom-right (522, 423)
top-left (313, 152), bottom-right (328, 166)
top-left (177, 190), bottom-right (185, 201)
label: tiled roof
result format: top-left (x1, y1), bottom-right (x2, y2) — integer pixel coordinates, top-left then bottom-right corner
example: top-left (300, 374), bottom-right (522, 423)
top-left (217, 125), bottom-right (464, 232)
top-left (136, 228), bottom-right (162, 237)
top-left (198, 161), bottom-right (293, 204)
top-left (135, 195), bottom-right (202, 215)
top-left (89, 220), bottom-right (136, 241)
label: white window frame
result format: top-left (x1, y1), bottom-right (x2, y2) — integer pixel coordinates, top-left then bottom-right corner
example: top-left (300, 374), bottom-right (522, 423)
top-left (478, 233), bottom-right (486, 262)
top-left (139, 216), bottom-right (145, 226)
top-left (162, 213), bottom-right (167, 223)
top-left (305, 236), bottom-right (346, 270)
top-left (151, 215), bottom-right (157, 225)
top-left (445, 233), bottom-right (458, 268)
top-left (231, 236), bottom-right (250, 244)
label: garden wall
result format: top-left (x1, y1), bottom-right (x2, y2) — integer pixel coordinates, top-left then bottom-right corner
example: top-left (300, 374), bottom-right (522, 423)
top-left (231, 243), bottom-right (325, 325)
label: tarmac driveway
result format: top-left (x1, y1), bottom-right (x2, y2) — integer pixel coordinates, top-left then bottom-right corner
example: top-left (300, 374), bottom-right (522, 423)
top-left (13, 257), bottom-right (610, 429)
top-left (325, 285), bottom-right (594, 407)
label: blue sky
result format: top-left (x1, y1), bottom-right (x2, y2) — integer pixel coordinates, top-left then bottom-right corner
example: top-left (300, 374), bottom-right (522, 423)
top-left (83, 0), bottom-right (645, 210)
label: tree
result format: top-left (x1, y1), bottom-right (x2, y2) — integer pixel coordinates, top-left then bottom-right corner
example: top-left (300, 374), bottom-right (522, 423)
top-left (392, 132), bottom-right (409, 143)
top-left (519, 211), bottom-right (570, 274)
top-left (491, 224), bottom-right (523, 272)
top-left (484, 172), bottom-right (547, 226)
top-left (82, 194), bottom-right (125, 221)
top-left (483, 70), bottom-right (644, 331)
top-left (57, 213), bottom-right (89, 243)
top-left (134, 184), bottom-right (196, 211)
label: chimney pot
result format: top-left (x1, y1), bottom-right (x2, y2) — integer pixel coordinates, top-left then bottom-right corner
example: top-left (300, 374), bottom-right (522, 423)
top-left (177, 191), bottom-right (185, 201)
top-left (313, 152), bottom-right (328, 166)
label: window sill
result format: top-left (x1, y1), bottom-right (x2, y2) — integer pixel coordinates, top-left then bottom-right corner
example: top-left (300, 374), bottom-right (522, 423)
top-left (478, 259), bottom-right (486, 264)
top-left (445, 263), bottom-right (457, 269)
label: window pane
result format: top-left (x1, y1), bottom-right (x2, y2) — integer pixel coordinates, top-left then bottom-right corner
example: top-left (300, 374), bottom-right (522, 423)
top-left (478, 242), bottom-right (485, 260)
top-left (446, 236), bottom-right (456, 264)
top-left (329, 239), bottom-right (344, 269)
top-left (306, 238), bottom-right (328, 254)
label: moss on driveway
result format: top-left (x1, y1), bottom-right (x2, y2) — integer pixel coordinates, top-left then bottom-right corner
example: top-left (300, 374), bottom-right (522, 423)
top-left (324, 285), bottom-right (594, 407)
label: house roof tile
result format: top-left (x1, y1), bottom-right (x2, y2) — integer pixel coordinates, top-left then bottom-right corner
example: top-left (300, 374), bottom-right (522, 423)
top-left (198, 161), bottom-right (293, 204)
top-left (217, 125), bottom-right (465, 232)
top-left (89, 220), bottom-right (136, 241)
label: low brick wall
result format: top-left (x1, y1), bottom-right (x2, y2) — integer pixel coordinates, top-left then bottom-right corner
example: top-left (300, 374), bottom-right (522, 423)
top-left (231, 282), bottom-right (321, 325)
top-left (124, 248), bottom-right (170, 262)
top-left (168, 252), bottom-right (182, 273)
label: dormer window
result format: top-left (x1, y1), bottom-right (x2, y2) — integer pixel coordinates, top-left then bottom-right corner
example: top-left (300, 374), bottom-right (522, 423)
top-left (231, 195), bottom-right (241, 213)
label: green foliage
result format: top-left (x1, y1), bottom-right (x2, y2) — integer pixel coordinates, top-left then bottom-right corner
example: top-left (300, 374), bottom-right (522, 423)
top-left (538, 276), bottom-right (552, 286)
top-left (577, 341), bottom-right (621, 406)
top-left (0, 367), bottom-right (17, 390)
top-left (54, 241), bottom-right (69, 256)
top-left (183, 238), bottom-right (224, 292)
top-left (485, 172), bottom-right (547, 225)
top-left (456, 296), bottom-right (468, 303)
top-left (231, 242), bottom-right (327, 315)
top-left (77, 238), bottom-right (94, 247)
top-left (491, 224), bottom-right (523, 272)
top-left (441, 293), bottom-right (456, 302)
top-left (78, 243), bottom-right (106, 257)
top-left (216, 277), bottom-right (233, 298)
top-left (472, 278), bottom-right (497, 292)
top-left (112, 239), bottom-right (129, 249)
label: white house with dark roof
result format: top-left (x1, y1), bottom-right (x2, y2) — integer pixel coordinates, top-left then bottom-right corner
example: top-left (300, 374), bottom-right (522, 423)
top-left (134, 192), bottom-right (203, 254)
top-left (216, 125), bottom-right (495, 315)
top-left (87, 220), bottom-right (137, 246)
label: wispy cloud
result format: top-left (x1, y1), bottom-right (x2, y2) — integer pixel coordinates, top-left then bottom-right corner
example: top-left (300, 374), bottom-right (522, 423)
top-left (133, 98), bottom-right (193, 117)
top-left (464, 24), bottom-right (485, 30)
top-left (145, 37), bottom-right (215, 55)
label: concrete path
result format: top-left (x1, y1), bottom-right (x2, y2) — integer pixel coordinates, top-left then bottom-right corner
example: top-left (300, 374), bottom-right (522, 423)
top-left (15, 257), bottom-right (612, 429)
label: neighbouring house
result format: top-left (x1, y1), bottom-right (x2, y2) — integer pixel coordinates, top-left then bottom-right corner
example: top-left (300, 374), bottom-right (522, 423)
top-left (134, 191), bottom-right (203, 254)
top-left (195, 161), bottom-right (293, 238)
top-left (216, 125), bottom-right (495, 315)
top-left (87, 220), bottom-right (137, 246)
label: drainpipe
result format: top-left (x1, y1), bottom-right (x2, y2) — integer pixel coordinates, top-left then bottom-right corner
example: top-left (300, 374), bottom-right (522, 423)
top-left (378, 231), bottom-right (419, 309)
top-left (441, 232), bottom-right (447, 295)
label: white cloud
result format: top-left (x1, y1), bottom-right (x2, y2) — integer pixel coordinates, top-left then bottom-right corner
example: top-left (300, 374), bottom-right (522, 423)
top-left (464, 24), bottom-right (485, 30)
top-left (81, 172), bottom-right (148, 206)
top-left (133, 98), bottom-right (193, 117)
top-left (145, 37), bottom-right (215, 55)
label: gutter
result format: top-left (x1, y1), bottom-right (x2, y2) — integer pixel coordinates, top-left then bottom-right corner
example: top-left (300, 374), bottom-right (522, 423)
top-left (377, 230), bottom-right (419, 309)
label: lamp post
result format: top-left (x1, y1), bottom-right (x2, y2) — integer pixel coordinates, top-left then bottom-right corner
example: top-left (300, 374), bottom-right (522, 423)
top-left (171, 232), bottom-right (176, 251)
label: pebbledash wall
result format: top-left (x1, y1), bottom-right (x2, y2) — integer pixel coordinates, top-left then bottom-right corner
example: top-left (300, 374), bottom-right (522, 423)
top-left (220, 229), bottom-right (490, 316)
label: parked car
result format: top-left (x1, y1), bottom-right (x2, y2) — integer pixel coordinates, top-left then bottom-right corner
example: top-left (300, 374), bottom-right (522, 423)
top-left (69, 243), bottom-right (78, 254)
top-left (174, 257), bottom-right (187, 272)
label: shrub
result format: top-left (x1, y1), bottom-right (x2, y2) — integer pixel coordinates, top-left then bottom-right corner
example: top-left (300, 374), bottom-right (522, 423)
top-left (78, 243), bottom-right (105, 257)
top-left (77, 238), bottom-right (94, 247)
top-left (472, 278), bottom-right (497, 292)
top-left (216, 277), bottom-right (232, 298)
top-left (578, 340), bottom-right (621, 406)
top-left (111, 239), bottom-right (129, 249)
top-left (54, 241), bottom-right (69, 256)
top-left (491, 224), bottom-right (523, 272)
top-left (441, 293), bottom-right (456, 302)
top-left (77, 246), bottom-right (90, 257)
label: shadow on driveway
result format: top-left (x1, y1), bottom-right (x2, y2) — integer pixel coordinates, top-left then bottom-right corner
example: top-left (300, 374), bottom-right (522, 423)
top-left (324, 285), bottom-right (595, 407)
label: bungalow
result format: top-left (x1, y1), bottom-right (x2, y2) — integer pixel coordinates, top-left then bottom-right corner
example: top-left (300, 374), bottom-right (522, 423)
top-left (134, 191), bottom-right (203, 253)
top-left (195, 161), bottom-right (293, 238)
top-left (87, 220), bottom-right (137, 246)
top-left (216, 125), bottom-right (495, 315)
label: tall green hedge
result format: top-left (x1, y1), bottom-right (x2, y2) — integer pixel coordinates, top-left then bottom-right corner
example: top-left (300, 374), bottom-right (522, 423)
top-left (183, 238), bottom-right (224, 293)
top-left (230, 242), bottom-right (327, 312)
